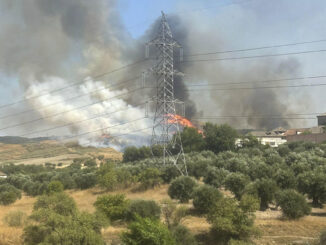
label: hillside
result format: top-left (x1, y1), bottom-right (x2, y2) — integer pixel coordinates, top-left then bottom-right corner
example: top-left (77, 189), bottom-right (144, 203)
top-left (0, 138), bottom-right (122, 164)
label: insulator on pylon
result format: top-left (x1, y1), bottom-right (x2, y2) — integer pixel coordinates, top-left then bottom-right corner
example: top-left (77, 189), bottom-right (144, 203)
top-left (142, 72), bottom-right (146, 88)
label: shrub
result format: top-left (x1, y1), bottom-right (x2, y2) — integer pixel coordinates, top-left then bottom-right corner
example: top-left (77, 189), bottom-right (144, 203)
top-left (204, 167), bottom-right (229, 188)
top-left (74, 172), bottom-right (97, 190)
top-left (0, 184), bottom-right (22, 205)
top-left (207, 197), bottom-right (258, 243)
top-left (3, 211), bottom-right (27, 227)
top-left (276, 189), bottom-right (311, 219)
top-left (171, 225), bottom-right (197, 245)
top-left (245, 178), bottom-right (278, 211)
top-left (84, 158), bottom-right (97, 167)
top-left (121, 216), bottom-right (176, 245)
top-left (23, 193), bottom-right (105, 245)
top-left (47, 181), bottom-right (64, 194)
top-left (162, 166), bottom-right (180, 184)
top-left (168, 176), bottom-right (197, 203)
top-left (161, 199), bottom-right (188, 228)
top-left (96, 162), bottom-right (118, 190)
top-left (224, 173), bottom-right (250, 200)
top-left (94, 194), bottom-right (129, 221)
top-left (187, 160), bottom-right (210, 179)
top-left (192, 185), bottom-right (222, 214)
top-left (297, 171), bottom-right (326, 207)
top-left (126, 199), bottom-right (161, 221)
top-left (138, 168), bottom-right (162, 190)
top-left (320, 230), bottom-right (326, 245)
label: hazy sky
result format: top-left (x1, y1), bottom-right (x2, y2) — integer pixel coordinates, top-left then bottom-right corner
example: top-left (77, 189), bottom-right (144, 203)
top-left (0, 0), bottom-right (326, 139)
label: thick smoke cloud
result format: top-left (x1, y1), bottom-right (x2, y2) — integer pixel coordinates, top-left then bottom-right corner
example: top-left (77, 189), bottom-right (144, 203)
top-left (0, 0), bottom-right (317, 147)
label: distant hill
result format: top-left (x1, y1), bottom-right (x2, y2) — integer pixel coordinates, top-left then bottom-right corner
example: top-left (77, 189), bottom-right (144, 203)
top-left (0, 136), bottom-right (53, 145)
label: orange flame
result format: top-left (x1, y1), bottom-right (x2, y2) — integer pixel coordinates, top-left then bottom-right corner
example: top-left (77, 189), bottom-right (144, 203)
top-left (167, 114), bottom-right (203, 134)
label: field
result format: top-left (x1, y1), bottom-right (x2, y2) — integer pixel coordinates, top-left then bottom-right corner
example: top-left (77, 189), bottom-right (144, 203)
top-left (0, 185), bottom-right (325, 245)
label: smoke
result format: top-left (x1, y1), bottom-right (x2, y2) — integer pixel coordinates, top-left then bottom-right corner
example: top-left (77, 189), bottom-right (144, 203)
top-left (0, 0), bottom-right (317, 148)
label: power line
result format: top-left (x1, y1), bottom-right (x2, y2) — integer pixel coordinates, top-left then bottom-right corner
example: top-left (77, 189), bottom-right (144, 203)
top-left (0, 87), bottom-right (147, 131)
top-left (185, 39), bottom-right (326, 57)
top-left (194, 116), bottom-right (316, 120)
top-left (185, 82), bottom-right (326, 91)
top-left (181, 49), bottom-right (326, 63)
top-left (20, 101), bottom-right (148, 137)
top-left (185, 74), bottom-right (326, 87)
top-left (0, 59), bottom-right (147, 110)
top-left (0, 76), bottom-right (140, 120)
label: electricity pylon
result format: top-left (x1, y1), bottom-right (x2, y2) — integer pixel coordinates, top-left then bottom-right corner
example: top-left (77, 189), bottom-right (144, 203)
top-left (146, 11), bottom-right (187, 175)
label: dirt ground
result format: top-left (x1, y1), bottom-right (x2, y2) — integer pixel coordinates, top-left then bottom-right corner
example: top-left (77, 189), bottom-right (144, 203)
top-left (0, 185), bottom-right (325, 245)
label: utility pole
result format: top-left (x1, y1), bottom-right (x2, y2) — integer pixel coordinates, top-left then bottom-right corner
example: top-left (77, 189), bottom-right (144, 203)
top-left (146, 11), bottom-right (187, 175)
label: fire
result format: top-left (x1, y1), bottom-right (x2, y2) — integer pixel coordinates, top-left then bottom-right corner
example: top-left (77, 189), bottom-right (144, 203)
top-left (167, 114), bottom-right (203, 134)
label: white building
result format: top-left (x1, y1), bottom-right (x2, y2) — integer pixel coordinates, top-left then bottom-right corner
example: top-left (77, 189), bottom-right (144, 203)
top-left (0, 171), bottom-right (7, 178)
top-left (248, 127), bottom-right (287, 147)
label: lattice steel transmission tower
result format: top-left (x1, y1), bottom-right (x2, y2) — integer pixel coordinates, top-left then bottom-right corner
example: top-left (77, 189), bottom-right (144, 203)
top-left (146, 11), bottom-right (187, 175)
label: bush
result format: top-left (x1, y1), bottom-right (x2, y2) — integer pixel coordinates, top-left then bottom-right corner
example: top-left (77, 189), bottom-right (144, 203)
top-left (121, 216), bottom-right (176, 245)
top-left (74, 172), bottom-right (97, 189)
top-left (245, 178), bottom-right (278, 211)
top-left (126, 199), bottom-right (161, 221)
top-left (161, 199), bottom-right (188, 229)
top-left (203, 167), bottom-right (229, 188)
top-left (138, 168), bottom-right (162, 190)
top-left (207, 197), bottom-right (258, 243)
top-left (171, 225), bottom-right (197, 245)
top-left (3, 211), bottom-right (27, 227)
top-left (0, 184), bottom-right (22, 205)
top-left (276, 189), bottom-right (311, 219)
top-left (84, 158), bottom-right (97, 167)
top-left (94, 194), bottom-right (129, 221)
top-left (320, 230), bottom-right (326, 245)
top-left (162, 166), bottom-right (181, 184)
top-left (47, 181), bottom-right (64, 194)
top-left (96, 162), bottom-right (118, 190)
top-left (192, 185), bottom-right (222, 214)
top-left (23, 193), bottom-right (105, 245)
top-left (168, 176), bottom-right (197, 203)
top-left (224, 173), bottom-right (250, 200)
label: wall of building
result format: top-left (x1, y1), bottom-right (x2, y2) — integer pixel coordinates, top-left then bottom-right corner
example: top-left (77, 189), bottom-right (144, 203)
top-left (317, 116), bottom-right (326, 126)
top-left (259, 137), bottom-right (287, 147)
top-left (287, 133), bottom-right (326, 143)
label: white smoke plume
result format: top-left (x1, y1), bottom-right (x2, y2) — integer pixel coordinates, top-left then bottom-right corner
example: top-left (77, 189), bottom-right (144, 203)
top-left (25, 76), bottom-right (151, 149)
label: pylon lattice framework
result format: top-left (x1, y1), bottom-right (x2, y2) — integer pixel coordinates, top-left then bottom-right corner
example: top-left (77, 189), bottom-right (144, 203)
top-left (146, 11), bottom-right (187, 176)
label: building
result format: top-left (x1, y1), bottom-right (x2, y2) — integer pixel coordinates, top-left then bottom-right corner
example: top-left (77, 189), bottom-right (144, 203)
top-left (317, 114), bottom-right (326, 126)
top-left (248, 127), bottom-right (287, 147)
top-left (0, 171), bottom-right (7, 179)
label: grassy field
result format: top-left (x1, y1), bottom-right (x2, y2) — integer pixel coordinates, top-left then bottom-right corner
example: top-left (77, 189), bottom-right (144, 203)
top-left (0, 185), bottom-right (325, 245)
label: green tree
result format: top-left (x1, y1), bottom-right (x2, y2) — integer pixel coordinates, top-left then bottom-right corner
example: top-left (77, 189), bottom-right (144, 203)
top-left (47, 180), bottom-right (64, 194)
top-left (297, 171), bottom-right (326, 207)
top-left (179, 127), bottom-right (205, 153)
top-left (203, 167), bottom-right (229, 188)
top-left (121, 216), bottom-right (176, 245)
top-left (203, 123), bottom-right (238, 153)
top-left (276, 189), bottom-right (311, 219)
top-left (23, 192), bottom-right (104, 245)
top-left (96, 162), bottom-right (117, 190)
top-left (168, 176), bottom-right (197, 203)
top-left (123, 146), bottom-right (141, 162)
top-left (192, 185), bottom-right (222, 214)
top-left (0, 184), bottom-right (22, 205)
top-left (171, 225), bottom-right (197, 245)
top-left (94, 194), bottom-right (129, 221)
top-left (224, 173), bottom-right (250, 200)
top-left (138, 168), bottom-right (162, 190)
top-left (207, 197), bottom-right (258, 243)
top-left (126, 199), bottom-right (161, 221)
top-left (246, 178), bottom-right (278, 211)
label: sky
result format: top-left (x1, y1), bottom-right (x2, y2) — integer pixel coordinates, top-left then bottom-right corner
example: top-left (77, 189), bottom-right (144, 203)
top-left (0, 0), bottom-right (326, 142)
